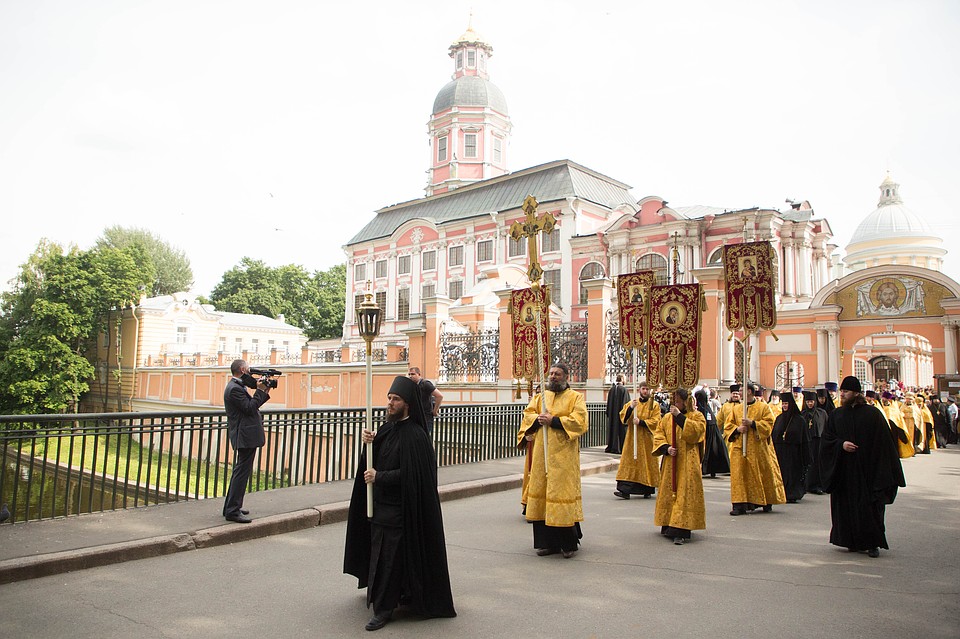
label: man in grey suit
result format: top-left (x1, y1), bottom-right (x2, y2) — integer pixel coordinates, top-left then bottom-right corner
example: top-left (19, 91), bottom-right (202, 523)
top-left (222, 359), bottom-right (271, 523)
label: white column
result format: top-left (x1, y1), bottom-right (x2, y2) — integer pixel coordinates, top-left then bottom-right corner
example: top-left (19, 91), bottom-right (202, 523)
top-left (750, 333), bottom-right (761, 383)
top-left (464, 238), bottom-right (476, 292)
top-left (827, 329), bottom-right (839, 382)
top-left (816, 329), bottom-right (828, 384)
top-left (943, 321), bottom-right (958, 374)
top-left (797, 242), bottom-right (812, 297)
top-left (436, 241), bottom-right (447, 295)
top-left (783, 241), bottom-right (796, 298)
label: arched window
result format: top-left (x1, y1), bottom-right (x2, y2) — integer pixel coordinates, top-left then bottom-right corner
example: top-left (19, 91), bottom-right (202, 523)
top-left (636, 253), bottom-right (669, 285)
top-left (578, 262), bottom-right (606, 304)
top-left (775, 361), bottom-right (804, 389)
top-left (707, 247), bottom-right (723, 265)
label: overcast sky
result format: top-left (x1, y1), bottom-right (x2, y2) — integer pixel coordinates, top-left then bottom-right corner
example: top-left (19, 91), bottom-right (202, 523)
top-left (2, 0), bottom-right (957, 297)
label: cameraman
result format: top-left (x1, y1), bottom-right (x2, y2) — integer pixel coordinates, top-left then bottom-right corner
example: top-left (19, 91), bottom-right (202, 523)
top-left (222, 359), bottom-right (271, 523)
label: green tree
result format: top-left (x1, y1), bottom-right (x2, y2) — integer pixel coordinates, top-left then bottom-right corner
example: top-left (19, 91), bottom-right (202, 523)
top-left (96, 226), bottom-right (193, 296)
top-left (209, 259), bottom-right (345, 341)
top-left (0, 240), bottom-right (150, 414)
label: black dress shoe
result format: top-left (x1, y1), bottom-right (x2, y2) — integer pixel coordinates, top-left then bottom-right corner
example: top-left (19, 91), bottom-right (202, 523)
top-left (365, 612), bottom-right (392, 631)
top-left (536, 548), bottom-right (559, 556)
top-left (762, 504), bottom-right (773, 513)
top-left (613, 490), bottom-right (631, 500)
top-left (867, 547), bottom-right (880, 558)
top-left (225, 514), bottom-right (252, 523)
top-left (240, 509), bottom-right (250, 515)
top-left (730, 508), bottom-right (746, 516)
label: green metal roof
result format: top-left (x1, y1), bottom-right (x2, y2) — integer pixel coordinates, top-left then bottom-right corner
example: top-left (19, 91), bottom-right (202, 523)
top-left (346, 159), bottom-right (636, 246)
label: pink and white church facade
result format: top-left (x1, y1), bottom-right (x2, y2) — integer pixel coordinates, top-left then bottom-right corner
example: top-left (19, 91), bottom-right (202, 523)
top-left (341, 24), bottom-right (960, 403)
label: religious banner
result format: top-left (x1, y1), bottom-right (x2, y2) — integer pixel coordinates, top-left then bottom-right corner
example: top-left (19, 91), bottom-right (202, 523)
top-left (617, 270), bottom-right (655, 349)
top-left (723, 240), bottom-right (777, 333)
top-left (646, 283), bottom-right (702, 391)
top-left (511, 286), bottom-right (551, 383)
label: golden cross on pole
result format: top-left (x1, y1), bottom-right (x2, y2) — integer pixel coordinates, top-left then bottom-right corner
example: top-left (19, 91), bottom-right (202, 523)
top-left (510, 195), bottom-right (556, 289)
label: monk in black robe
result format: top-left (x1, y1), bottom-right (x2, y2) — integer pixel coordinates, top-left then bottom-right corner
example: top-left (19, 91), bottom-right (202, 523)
top-left (802, 391), bottom-right (828, 494)
top-left (605, 375), bottom-right (630, 454)
top-left (343, 375), bottom-right (456, 631)
top-left (820, 376), bottom-right (905, 558)
top-left (772, 390), bottom-right (811, 503)
top-left (696, 388), bottom-right (729, 477)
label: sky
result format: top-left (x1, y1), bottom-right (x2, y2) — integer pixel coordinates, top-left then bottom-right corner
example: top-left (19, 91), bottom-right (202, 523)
top-left (1, 0), bottom-right (958, 297)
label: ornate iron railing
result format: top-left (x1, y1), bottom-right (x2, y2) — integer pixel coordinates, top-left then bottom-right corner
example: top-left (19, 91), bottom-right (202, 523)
top-left (605, 308), bottom-right (647, 384)
top-left (437, 326), bottom-right (499, 383)
top-left (311, 349), bottom-right (342, 364)
top-left (550, 322), bottom-right (588, 382)
top-left (0, 403), bottom-right (607, 523)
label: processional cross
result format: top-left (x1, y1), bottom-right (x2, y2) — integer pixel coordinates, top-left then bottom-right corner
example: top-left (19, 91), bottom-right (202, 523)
top-left (510, 195), bottom-right (556, 288)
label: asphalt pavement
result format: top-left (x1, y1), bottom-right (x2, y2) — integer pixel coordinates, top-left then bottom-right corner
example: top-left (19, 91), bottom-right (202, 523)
top-left (0, 447), bottom-right (957, 639)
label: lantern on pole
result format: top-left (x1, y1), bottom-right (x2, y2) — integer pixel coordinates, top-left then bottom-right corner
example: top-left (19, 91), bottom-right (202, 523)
top-left (355, 284), bottom-right (382, 517)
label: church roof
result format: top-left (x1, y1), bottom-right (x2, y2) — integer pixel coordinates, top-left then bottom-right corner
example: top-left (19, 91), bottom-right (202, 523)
top-left (432, 75), bottom-right (508, 115)
top-left (346, 159), bottom-right (636, 246)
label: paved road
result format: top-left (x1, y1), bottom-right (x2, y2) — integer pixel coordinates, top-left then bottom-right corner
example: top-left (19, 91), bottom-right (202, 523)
top-left (1, 449), bottom-right (957, 639)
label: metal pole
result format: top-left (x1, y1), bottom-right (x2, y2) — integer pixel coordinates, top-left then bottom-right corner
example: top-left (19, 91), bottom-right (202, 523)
top-left (365, 340), bottom-right (374, 518)
top-left (534, 304), bottom-right (548, 475)
top-left (742, 334), bottom-right (749, 457)
top-left (632, 347), bottom-right (639, 460)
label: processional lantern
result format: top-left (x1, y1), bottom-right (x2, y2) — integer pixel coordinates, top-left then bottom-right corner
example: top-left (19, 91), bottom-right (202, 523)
top-left (355, 284), bottom-right (382, 518)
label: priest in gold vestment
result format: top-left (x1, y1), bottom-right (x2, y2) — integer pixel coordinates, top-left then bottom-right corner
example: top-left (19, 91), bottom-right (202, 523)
top-left (651, 388), bottom-right (706, 545)
top-left (723, 383), bottom-right (786, 515)
top-left (517, 363), bottom-right (588, 558)
top-left (614, 381), bottom-right (662, 499)
top-left (881, 391), bottom-right (915, 459)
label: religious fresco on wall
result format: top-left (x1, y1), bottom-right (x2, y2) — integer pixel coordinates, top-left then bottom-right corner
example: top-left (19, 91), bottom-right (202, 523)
top-left (835, 275), bottom-right (953, 320)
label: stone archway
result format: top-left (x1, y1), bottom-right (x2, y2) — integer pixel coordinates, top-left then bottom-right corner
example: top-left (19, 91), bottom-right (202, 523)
top-left (850, 331), bottom-right (933, 390)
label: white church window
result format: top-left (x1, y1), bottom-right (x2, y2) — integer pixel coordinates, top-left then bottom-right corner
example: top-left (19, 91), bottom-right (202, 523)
top-left (542, 227), bottom-right (560, 253)
top-left (508, 235), bottom-right (526, 258)
top-left (354, 263), bottom-right (366, 282)
top-left (636, 253), bottom-right (669, 286)
top-left (438, 136), bottom-right (448, 162)
top-left (398, 255), bottom-right (411, 275)
top-left (449, 245), bottom-right (464, 266)
top-left (375, 260), bottom-right (387, 278)
top-left (544, 269), bottom-right (561, 306)
top-left (477, 240), bottom-right (493, 262)
top-left (464, 134), bottom-right (477, 158)
top-left (449, 280), bottom-right (463, 300)
top-left (579, 262), bottom-right (606, 304)
top-left (467, 49), bottom-right (476, 67)
top-left (422, 250), bottom-right (436, 271)
top-left (397, 289), bottom-right (410, 321)
top-left (493, 137), bottom-right (502, 163)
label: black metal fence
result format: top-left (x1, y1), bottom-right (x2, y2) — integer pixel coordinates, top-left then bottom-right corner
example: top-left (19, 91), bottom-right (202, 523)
top-left (1, 402), bottom-right (606, 523)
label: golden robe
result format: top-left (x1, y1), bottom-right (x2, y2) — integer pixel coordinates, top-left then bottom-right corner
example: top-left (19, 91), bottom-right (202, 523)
top-left (652, 410), bottom-right (706, 531)
top-left (616, 398), bottom-right (662, 489)
top-left (716, 400), bottom-right (740, 434)
top-left (901, 401), bottom-right (923, 449)
top-left (723, 400), bottom-right (786, 506)
top-left (883, 402), bottom-right (915, 459)
top-left (919, 403), bottom-right (937, 450)
top-left (768, 402), bottom-right (783, 420)
top-left (517, 388), bottom-right (589, 527)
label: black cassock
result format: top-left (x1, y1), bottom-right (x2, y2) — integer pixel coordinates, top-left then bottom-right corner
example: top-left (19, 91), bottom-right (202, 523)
top-left (773, 410), bottom-right (812, 502)
top-left (820, 401), bottom-right (905, 552)
top-left (697, 392), bottom-right (729, 476)
top-left (343, 417), bottom-right (456, 619)
top-left (802, 406), bottom-right (827, 493)
top-left (605, 383), bottom-right (631, 454)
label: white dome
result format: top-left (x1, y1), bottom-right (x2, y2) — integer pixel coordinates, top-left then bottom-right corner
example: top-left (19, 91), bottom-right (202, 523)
top-left (843, 174), bottom-right (945, 271)
top-left (847, 201), bottom-right (933, 245)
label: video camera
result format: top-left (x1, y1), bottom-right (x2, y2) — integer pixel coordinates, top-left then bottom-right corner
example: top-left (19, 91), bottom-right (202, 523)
top-left (249, 367), bottom-right (283, 389)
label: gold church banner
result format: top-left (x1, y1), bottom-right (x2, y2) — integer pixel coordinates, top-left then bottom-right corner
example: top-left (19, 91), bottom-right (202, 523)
top-left (617, 270), bottom-right (656, 349)
top-left (646, 283), bottom-right (702, 391)
top-left (723, 241), bottom-right (777, 332)
top-left (511, 287), bottom-right (551, 383)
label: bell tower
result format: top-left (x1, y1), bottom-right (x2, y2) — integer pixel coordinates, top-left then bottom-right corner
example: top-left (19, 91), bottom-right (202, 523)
top-left (426, 20), bottom-right (512, 196)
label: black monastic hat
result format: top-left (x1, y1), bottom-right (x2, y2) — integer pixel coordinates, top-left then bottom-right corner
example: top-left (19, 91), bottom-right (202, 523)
top-left (388, 375), bottom-right (426, 428)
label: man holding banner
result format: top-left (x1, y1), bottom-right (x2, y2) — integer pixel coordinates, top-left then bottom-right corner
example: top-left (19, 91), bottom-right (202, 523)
top-left (651, 388), bottom-right (706, 545)
top-left (723, 382), bottom-right (786, 515)
top-left (614, 381), bottom-right (661, 499)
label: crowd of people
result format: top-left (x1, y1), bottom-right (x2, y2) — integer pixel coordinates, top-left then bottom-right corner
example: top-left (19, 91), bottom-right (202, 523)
top-left (603, 375), bottom-right (956, 555)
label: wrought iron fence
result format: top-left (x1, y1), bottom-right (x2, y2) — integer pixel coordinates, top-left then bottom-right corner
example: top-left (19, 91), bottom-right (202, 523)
top-left (605, 308), bottom-right (647, 384)
top-left (0, 403), bottom-right (606, 523)
top-left (551, 322), bottom-right (588, 382)
top-left (437, 326), bottom-right (499, 383)
top-left (311, 349), bottom-right (342, 364)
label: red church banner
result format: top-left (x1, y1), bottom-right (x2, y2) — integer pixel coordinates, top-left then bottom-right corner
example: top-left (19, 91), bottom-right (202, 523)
top-left (511, 287), bottom-right (551, 383)
top-left (617, 270), bottom-right (655, 349)
top-left (723, 240), bottom-right (777, 333)
top-left (645, 283), bottom-right (702, 391)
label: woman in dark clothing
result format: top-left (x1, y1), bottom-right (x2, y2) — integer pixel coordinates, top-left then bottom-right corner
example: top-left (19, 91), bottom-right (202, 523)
top-left (772, 389), bottom-right (811, 502)
top-left (696, 389), bottom-right (729, 477)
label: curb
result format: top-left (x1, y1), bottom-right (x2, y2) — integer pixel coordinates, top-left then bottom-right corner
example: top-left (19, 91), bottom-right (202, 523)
top-left (0, 459), bottom-right (620, 585)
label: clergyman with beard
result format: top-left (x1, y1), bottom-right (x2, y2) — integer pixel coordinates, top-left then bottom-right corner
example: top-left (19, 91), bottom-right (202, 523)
top-left (343, 375), bottom-right (456, 631)
top-left (820, 376), bottom-right (905, 558)
top-left (517, 363), bottom-right (589, 558)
